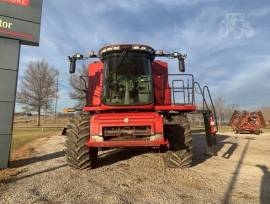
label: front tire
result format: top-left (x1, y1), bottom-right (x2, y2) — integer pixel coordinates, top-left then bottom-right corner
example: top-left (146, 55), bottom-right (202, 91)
top-left (65, 113), bottom-right (98, 169)
top-left (163, 115), bottom-right (193, 168)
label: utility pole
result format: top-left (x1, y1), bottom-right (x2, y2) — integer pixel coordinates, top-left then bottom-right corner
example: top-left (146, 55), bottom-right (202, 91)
top-left (54, 73), bottom-right (59, 121)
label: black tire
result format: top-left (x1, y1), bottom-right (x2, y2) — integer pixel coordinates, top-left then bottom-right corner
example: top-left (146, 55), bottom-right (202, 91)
top-left (163, 115), bottom-right (193, 168)
top-left (65, 113), bottom-right (98, 169)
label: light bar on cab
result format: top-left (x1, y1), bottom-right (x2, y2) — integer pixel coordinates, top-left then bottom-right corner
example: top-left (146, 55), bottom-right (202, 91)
top-left (132, 45), bottom-right (154, 53)
top-left (99, 44), bottom-right (155, 56)
top-left (100, 46), bottom-right (121, 54)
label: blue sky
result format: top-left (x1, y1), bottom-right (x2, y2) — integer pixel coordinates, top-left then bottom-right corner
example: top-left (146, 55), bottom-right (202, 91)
top-left (16, 0), bottom-right (270, 112)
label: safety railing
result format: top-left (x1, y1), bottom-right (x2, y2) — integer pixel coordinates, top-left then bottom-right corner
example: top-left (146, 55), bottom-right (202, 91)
top-left (194, 82), bottom-right (218, 129)
top-left (154, 74), bottom-right (195, 105)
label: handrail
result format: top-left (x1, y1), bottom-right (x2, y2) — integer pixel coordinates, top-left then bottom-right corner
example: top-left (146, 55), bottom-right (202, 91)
top-left (194, 82), bottom-right (209, 110)
top-left (172, 79), bottom-right (185, 104)
top-left (193, 82), bottom-right (218, 130)
top-left (203, 86), bottom-right (218, 130)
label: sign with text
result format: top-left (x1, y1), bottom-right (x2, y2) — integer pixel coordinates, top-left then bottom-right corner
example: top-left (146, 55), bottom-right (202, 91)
top-left (0, 0), bottom-right (43, 168)
top-left (0, 16), bottom-right (40, 45)
top-left (0, 0), bottom-right (43, 45)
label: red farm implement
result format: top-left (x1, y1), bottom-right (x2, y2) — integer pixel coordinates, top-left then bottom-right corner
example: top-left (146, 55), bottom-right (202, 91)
top-left (229, 110), bottom-right (266, 134)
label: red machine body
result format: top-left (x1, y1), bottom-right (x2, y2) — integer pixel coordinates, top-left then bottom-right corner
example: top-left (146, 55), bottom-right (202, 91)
top-left (88, 112), bottom-right (165, 147)
top-left (66, 44), bottom-right (218, 169)
top-left (84, 60), bottom-right (196, 148)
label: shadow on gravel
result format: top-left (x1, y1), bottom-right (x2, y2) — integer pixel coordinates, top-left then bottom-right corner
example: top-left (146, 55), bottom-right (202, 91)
top-left (97, 148), bottom-right (151, 168)
top-left (191, 130), bottom-right (238, 166)
top-left (10, 151), bottom-right (65, 168)
top-left (222, 142), bottom-right (238, 159)
top-left (222, 139), bottom-right (251, 204)
top-left (9, 164), bottom-right (67, 183)
top-left (97, 131), bottom-right (239, 168)
top-left (256, 165), bottom-right (270, 204)
top-left (0, 163), bottom-right (67, 184)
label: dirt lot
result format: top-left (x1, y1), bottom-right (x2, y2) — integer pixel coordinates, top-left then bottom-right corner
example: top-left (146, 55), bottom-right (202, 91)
top-left (0, 130), bottom-right (269, 204)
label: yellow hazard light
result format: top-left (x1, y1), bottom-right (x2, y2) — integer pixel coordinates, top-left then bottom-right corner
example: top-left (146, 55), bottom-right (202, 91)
top-left (63, 108), bottom-right (76, 113)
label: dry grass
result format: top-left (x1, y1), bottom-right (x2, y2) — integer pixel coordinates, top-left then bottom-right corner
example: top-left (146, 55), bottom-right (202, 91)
top-left (11, 127), bottom-right (62, 152)
top-left (11, 116), bottom-right (70, 152)
top-left (13, 116), bottom-right (70, 127)
top-left (191, 125), bottom-right (233, 133)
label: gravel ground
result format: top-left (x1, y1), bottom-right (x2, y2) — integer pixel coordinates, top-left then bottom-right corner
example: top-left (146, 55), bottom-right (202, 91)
top-left (0, 131), bottom-right (269, 204)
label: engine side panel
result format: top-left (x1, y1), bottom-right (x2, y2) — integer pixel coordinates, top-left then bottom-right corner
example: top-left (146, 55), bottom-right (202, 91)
top-left (88, 61), bottom-right (103, 106)
top-left (152, 60), bottom-right (171, 105)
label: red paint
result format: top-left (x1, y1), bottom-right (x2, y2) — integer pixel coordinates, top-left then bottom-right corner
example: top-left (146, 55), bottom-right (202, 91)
top-left (88, 61), bottom-right (103, 106)
top-left (209, 115), bottom-right (217, 135)
top-left (90, 112), bottom-right (163, 136)
top-left (83, 59), bottom-right (197, 148)
top-left (0, 0), bottom-right (30, 7)
top-left (88, 112), bottom-right (166, 147)
top-left (229, 111), bottom-right (266, 134)
top-left (84, 104), bottom-right (154, 111)
top-left (0, 29), bottom-right (33, 39)
top-left (84, 104), bottom-right (196, 112)
top-left (87, 140), bottom-right (167, 148)
top-left (154, 105), bottom-right (196, 111)
top-left (152, 60), bottom-right (171, 105)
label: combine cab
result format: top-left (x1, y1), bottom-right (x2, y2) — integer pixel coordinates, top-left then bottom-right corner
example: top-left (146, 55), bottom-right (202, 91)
top-left (65, 44), bottom-right (218, 169)
top-left (229, 110), bottom-right (266, 134)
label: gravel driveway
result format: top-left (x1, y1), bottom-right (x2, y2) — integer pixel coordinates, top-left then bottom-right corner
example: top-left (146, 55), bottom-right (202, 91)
top-left (0, 131), bottom-right (269, 204)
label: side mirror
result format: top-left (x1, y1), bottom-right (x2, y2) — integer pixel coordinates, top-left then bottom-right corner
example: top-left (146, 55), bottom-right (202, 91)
top-left (178, 58), bottom-right (185, 72)
top-left (69, 56), bottom-right (76, 74)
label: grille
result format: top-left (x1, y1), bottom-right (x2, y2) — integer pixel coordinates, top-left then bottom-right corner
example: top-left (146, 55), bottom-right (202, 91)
top-left (103, 126), bottom-right (151, 141)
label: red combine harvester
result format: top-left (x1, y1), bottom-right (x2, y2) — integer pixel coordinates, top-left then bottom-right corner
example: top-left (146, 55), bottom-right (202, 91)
top-left (66, 44), bottom-right (218, 169)
top-left (229, 110), bottom-right (266, 134)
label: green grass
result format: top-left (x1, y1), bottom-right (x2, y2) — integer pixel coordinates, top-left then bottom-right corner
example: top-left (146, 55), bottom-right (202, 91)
top-left (11, 127), bottom-right (61, 152)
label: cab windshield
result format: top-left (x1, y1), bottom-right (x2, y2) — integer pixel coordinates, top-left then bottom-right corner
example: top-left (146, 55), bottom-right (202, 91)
top-left (102, 52), bottom-right (153, 105)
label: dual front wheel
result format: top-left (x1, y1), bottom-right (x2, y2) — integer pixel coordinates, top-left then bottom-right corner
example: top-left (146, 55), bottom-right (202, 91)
top-left (163, 115), bottom-right (193, 168)
top-left (65, 114), bottom-right (193, 169)
top-left (65, 114), bottom-right (97, 169)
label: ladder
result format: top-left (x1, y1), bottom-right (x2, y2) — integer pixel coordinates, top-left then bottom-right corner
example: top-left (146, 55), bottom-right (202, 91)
top-left (191, 82), bottom-right (218, 155)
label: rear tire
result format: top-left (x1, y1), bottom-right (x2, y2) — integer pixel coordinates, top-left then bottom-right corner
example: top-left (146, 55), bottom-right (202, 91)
top-left (65, 113), bottom-right (98, 169)
top-left (164, 115), bottom-right (193, 168)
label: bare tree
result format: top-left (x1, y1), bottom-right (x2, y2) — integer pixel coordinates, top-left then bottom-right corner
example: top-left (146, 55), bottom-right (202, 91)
top-left (214, 97), bottom-right (226, 126)
top-left (224, 103), bottom-right (239, 123)
top-left (69, 64), bottom-right (88, 107)
top-left (17, 60), bottom-right (59, 126)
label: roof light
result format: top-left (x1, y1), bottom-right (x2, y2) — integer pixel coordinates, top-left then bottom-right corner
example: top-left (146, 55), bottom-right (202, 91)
top-left (132, 46), bottom-right (140, 49)
top-left (113, 46), bottom-right (120, 50)
top-left (99, 44), bottom-right (155, 56)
